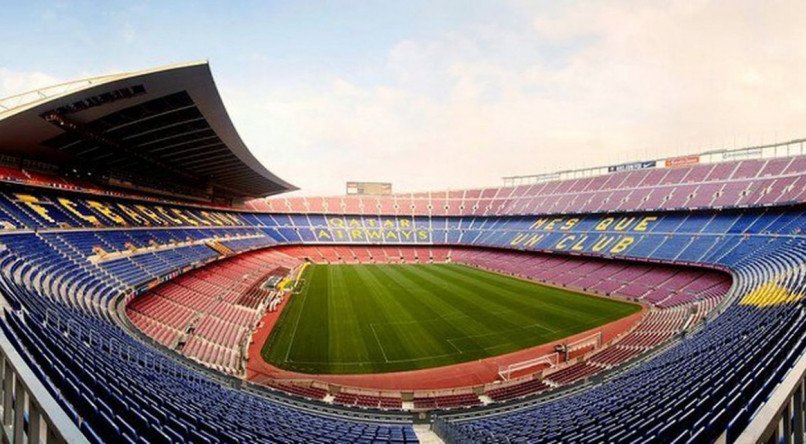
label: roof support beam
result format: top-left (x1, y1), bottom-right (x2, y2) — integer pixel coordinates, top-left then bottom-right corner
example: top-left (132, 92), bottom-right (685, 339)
top-left (41, 111), bottom-right (204, 186)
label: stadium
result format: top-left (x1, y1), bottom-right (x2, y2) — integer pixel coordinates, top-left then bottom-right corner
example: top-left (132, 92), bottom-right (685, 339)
top-left (0, 59), bottom-right (802, 444)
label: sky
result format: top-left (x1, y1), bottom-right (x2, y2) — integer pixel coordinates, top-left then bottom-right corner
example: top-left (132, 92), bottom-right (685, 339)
top-left (1, 0), bottom-right (805, 196)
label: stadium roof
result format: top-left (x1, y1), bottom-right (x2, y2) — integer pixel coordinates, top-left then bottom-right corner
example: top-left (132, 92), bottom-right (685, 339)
top-left (0, 61), bottom-right (296, 199)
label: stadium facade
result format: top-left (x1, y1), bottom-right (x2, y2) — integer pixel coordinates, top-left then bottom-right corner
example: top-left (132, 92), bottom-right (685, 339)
top-left (0, 63), bottom-right (802, 443)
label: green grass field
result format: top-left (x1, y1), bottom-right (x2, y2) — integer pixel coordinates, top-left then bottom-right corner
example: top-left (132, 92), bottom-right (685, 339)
top-left (261, 263), bottom-right (640, 374)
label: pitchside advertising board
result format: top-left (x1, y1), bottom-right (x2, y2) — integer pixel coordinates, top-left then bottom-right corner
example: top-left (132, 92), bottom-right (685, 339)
top-left (665, 155), bottom-right (701, 168)
top-left (607, 160), bottom-right (656, 173)
top-left (346, 181), bottom-right (392, 196)
top-left (608, 155), bottom-right (703, 172)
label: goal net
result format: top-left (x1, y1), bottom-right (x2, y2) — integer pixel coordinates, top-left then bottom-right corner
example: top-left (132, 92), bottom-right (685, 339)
top-left (498, 352), bottom-right (559, 381)
top-left (567, 332), bottom-right (602, 352)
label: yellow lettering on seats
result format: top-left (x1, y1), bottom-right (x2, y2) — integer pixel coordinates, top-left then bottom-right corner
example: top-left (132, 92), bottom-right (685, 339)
top-left (220, 213), bottom-right (242, 226)
top-left (87, 201), bottom-right (126, 225)
top-left (614, 217), bottom-right (635, 231)
top-left (571, 235), bottom-right (588, 251)
top-left (596, 217), bottom-right (614, 231)
top-left (199, 211), bottom-right (222, 226)
top-left (555, 235), bottom-right (576, 250)
top-left (634, 216), bottom-right (657, 232)
top-left (155, 207), bottom-right (183, 225)
top-left (591, 236), bottom-right (614, 252)
top-left (136, 205), bottom-right (166, 225)
top-left (510, 233), bottom-right (527, 246)
top-left (561, 218), bottom-right (580, 231)
top-left (116, 204), bottom-right (150, 226)
top-left (209, 211), bottom-right (232, 226)
top-left (523, 234), bottom-right (544, 248)
top-left (544, 218), bottom-right (564, 231)
top-left (172, 209), bottom-right (199, 226)
top-left (16, 194), bottom-right (53, 223)
top-left (740, 282), bottom-right (804, 307)
top-left (58, 198), bottom-right (99, 225)
top-left (609, 237), bottom-right (635, 254)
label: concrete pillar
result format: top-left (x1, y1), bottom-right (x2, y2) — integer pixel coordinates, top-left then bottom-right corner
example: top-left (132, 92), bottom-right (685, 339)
top-left (13, 376), bottom-right (26, 444)
top-left (47, 423), bottom-right (66, 444)
top-left (27, 398), bottom-right (41, 444)
top-left (3, 359), bottom-right (14, 428)
top-left (784, 400), bottom-right (793, 444)
top-left (795, 382), bottom-right (804, 444)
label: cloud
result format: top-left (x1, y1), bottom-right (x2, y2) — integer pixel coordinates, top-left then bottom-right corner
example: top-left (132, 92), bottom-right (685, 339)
top-left (231, 0), bottom-right (806, 196)
top-left (0, 69), bottom-right (60, 99)
top-left (7, 1), bottom-right (806, 197)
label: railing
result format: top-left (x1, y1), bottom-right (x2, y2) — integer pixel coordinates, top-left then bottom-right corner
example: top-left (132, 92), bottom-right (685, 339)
top-left (735, 343), bottom-right (806, 444)
top-left (0, 78), bottom-right (101, 116)
top-left (433, 321), bottom-right (806, 444)
top-left (0, 324), bottom-right (87, 444)
top-left (503, 137), bottom-right (806, 187)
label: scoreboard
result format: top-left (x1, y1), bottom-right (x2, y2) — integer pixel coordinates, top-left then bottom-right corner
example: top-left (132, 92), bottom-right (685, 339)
top-left (346, 181), bottom-right (392, 196)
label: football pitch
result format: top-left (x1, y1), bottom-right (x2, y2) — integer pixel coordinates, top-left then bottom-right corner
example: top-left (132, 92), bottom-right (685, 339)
top-left (262, 263), bottom-right (640, 374)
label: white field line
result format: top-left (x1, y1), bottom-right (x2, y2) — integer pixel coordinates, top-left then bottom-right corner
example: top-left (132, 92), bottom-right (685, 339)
top-left (283, 267), bottom-right (313, 362)
top-left (369, 323), bottom-right (390, 362)
top-left (289, 352), bottom-right (460, 365)
top-left (284, 264), bottom-right (620, 368)
top-left (445, 338), bottom-right (465, 354)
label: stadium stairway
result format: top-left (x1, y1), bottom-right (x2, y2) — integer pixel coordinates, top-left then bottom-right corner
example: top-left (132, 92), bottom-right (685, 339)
top-left (413, 424), bottom-right (444, 444)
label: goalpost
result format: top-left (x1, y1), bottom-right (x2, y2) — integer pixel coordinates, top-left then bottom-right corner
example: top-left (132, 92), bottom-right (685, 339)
top-left (567, 332), bottom-right (602, 353)
top-left (292, 278), bottom-right (307, 295)
top-left (497, 332), bottom-right (604, 381)
top-left (291, 263), bottom-right (310, 294)
top-left (557, 332), bottom-right (603, 361)
top-left (498, 352), bottom-right (559, 381)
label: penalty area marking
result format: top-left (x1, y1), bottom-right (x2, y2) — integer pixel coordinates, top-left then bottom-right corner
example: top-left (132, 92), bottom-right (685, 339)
top-left (446, 338), bottom-right (465, 354)
top-left (369, 322), bottom-right (467, 363)
top-left (369, 323), bottom-right (390, 362)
